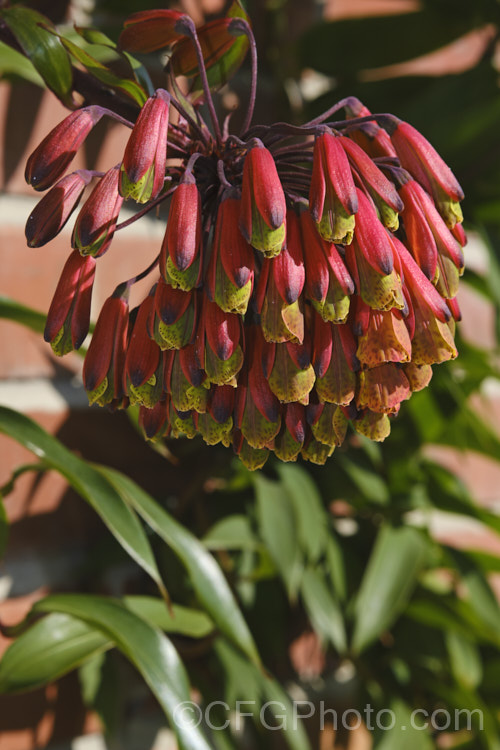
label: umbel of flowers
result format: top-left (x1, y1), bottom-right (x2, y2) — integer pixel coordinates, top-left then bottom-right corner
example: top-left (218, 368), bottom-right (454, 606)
top-left (25, 3), bottom-right (466, 470)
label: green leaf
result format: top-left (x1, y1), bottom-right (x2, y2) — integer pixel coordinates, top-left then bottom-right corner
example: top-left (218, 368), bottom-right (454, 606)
top-left (0, 41), bottom-right (44, 85)
top-left (72, 26), bottom-right (155, 97)
top-left (325, 535), bottom-right (347, 602)
top-left (123, 597), bottom-right (214, 639)
top-left (0, 295), bottom-right (46, 334)
top-left (0, 407), bottom-right (165, 595)
top-left (215, 639), bottom-right (312, 750)
top-left (187, 0), bottom-right (250, 98)
top-left (446, 631), bottom-right (482, 690)
top-left (97, 467), bottom-right (261, 668)
top-left (277, 463), bottom-right (328, 563)
top-left (373, 699), bottom-right (433, 750)
top-left (300, 567), bottom-right (346, 653)
top-left (0, 612), bottom-right (111, 693)
top-left (337, 454), bottom-right (390, 504)
top-left (0, 7), bottom-right (72, 104)
top-left (203, 515), bottom-right (259, 550)
top-left (33, 595), bottom-right (211, 750)
top-left (254, 473), bottom-right (302, 598)
top-left (57, 34), bottom-right (147, 106)
top-left (351, 524), bottom-right (429, 653)
top-left (0, 597), bottom-right (212, 695)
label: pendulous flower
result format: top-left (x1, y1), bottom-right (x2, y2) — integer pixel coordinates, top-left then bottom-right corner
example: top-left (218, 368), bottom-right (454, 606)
top-left (26, 6), bottom-right (467, 469)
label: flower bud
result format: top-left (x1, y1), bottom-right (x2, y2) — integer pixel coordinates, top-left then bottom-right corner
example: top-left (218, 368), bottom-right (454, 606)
top-left (25, 108), bottom-right (102, 191)
top-left (83, 294), bottom-right (129, 406)
top-left (120, 89), bottom-right (170, 204)
top-left (44, 250), bottom-right (95, 356)
top-left (240, 144), bottom-right (286, 257)
top-left (309, 132), bottom-right (358, 244)
top-left (390, 119), bottom-right (464, 227)
top-left (207, 197), bottom-right (255, 314)
top-left (26, 172), bottom-right (89, 247)
top-left (72, 167), bottom-right (123, 257)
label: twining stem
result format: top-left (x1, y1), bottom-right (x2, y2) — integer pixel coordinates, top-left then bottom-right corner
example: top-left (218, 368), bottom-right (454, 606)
top-left (124, 253), bottom-right (162, 287)
top-left (181, 18), bottom-right (222, 143)
top-left (237, 20), bottom-right (258, 136)
top-left (305, 96), bottom-right (362, 127)
top-left (115, 184), bottom-right (178, 231)
top-left (170, 97), bottom-right (209, 146)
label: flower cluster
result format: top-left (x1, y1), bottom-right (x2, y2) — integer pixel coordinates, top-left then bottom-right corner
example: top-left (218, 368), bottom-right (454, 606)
top-left (25, 5), bottom-right (465, 469)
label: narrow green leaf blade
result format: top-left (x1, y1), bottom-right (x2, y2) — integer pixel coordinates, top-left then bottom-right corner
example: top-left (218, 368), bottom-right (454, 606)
top-left (123, 597), bottom-right (214, 639)
top-left (254, 473), bottom-right (302, 598)
top-left (0, 295), bottom-right (46, 334)
top-left (301, 567), bottom-right (346, 653)
top-left (98, 467), bottom-right (261, 668)
top-left (33, 595), bottom-right (211, 750)
top-left (0, 612), bottom-right (111, 693)
top-left (58, 34), bottom-right (147, 106)
top-left (277, 463), bottom-right (328, 563)
top-left (0, 7), bottom-right (72, 103)
top-left (351, 524), bottom-right (428, 654)
top-left (203, 515), bottom-right (259, 550)
top-left (0, 407), bottom-right (164, 593)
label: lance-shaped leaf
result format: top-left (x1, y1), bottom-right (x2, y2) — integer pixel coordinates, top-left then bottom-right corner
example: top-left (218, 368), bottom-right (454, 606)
top-left (58, 34), bottom-right (147, 106)
top-left (0, 6), bottom-right (72, 104)
top-left (351, 524), bottom-right (429, 653)
top-left (97, 467), bottom-right (261, 667)
top-left (0, 407), bottom-right (165, 596)
top-left (31, 595), bottom-right (212, 750)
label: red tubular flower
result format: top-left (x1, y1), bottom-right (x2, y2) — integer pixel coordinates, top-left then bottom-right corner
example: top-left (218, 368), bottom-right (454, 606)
top-left (268, 340), bottom-right (316, 405)
top-left (309, 402), bottom-right (348, 451)
top-left (399, 178), bottom-right (464, 297)
top-left (139, 400), bottom-right (169, 440)
top-left (72, 167), bottom-right (123, 257)
top-left (300, 210), bottom-right (354, 323)
top-left (255, 215), bottom-right (305, 343)
top-left (25, 108), bottom-right (102, 191)
top-left (395, 239), bottom-right (457, 365)
top-left (83, 294), bottom-right (129, 406)
top-left (118, 9), bottom-right (187, 52)
top-left (309, 131), bottom-right (358, 244)
top-left (125, 292), bottom-right (163, 407)
top-left (355, 302), bottom-right (412, 368)
top-left (274, 403), bottom-right (307, 462)
top-left (234, 327), bottom-right (281, 449)
top-left (357, 363), bottom-right (411, 414)
top-left (346, 190), bottom-right (405, 311)
top-left (344, 100), bottom-right (396, 158)
top-left (26, 8), bottom-right (466, 468)
top-left (312, 314), bottom-right (357, 406)
top-left (390, 119), bottom-right (464, 227)
top-left (44, 249), bottom-right (95, 356)
top-left (240, 144), bottom-right (286, 257)
top-left (25, 172), bottom-right (89, 247)
top-left (198, 299), bottom-right (243, 386)
top-left (207, 197), bottom-right (255, 314)
top-left (120, 89), bottom-right (170, 204)
top-left (150, 282), bottom-right (197, 350)
top-left (339, 136), bottom-right (403, 230)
